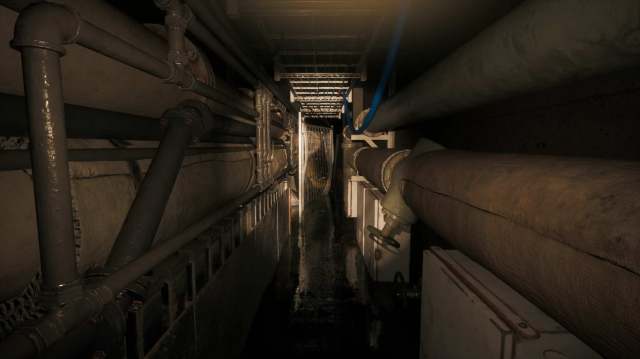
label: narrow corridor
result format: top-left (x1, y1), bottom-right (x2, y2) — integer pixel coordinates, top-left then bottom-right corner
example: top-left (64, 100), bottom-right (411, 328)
top-left (242, 196), bottom-right (369, 358)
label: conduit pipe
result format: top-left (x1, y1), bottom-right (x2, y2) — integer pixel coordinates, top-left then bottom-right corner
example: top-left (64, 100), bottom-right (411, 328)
top-left (402, 151), bottom-right (640, 358)
top-left (366, 0), bottom-right (640, 132)
top-left (104, 102), bottom-right (213, 272)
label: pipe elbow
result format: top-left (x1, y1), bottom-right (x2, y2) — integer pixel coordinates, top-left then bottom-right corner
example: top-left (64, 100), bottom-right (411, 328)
top-left (11, 2), bottom-right (81, 55)
top-left (381, 138), bottom-right (446, 224)
top-left (163, 100), bottom-right (218, 142)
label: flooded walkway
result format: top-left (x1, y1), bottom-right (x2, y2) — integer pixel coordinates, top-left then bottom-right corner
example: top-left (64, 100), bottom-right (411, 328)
top-left (242, 196), bottom-right (368, 358)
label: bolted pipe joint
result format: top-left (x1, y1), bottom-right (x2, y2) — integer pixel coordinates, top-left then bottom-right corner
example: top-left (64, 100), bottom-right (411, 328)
top-left (370, 139), bottom-right (445, 246)
top-left (11, 2), bottom-right (81, 55)
top-left (156, 0), bottom-right (194, 67)
top-left (162, 100), bottom-right (217, 142)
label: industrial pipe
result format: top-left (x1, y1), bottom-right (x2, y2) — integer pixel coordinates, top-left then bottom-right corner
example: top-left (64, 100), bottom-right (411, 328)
top-left (354, 148), bottom-right (410, 192)
top-left (1, 0), bottom-right (168, 61)
top-left (0, 147), bottom-right (251, 171)
top-left (185, 0), bottom-right (296, 112)
top-left (366, 0), bottom-right (640, 132)
top-left (10, 2), bottom-right (255, 121)
top-left (0, 93), bottom-right (270, 141)
top-left (1, 1), bottom-right (264, 120)
top-left (0, 93), bottom-right (163, 140)
top-left (0, 185), bottom-right (263, 359)
top-left (104, 103), bottom-right (210, 272)
top-left (366, 139), bottom-right (444, 247)
top-left (14, 28), bottom-right (80, 305)
top-left (402, 151), bottom-right (640, 358)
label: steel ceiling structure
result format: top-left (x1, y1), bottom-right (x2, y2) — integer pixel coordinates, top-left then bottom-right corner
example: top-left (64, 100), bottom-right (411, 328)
top-left (226, 0), bottom-right (391, 118)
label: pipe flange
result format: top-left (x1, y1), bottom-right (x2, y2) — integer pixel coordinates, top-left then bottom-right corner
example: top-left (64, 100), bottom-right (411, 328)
top-left (380, 149), bottom-right (411, 192)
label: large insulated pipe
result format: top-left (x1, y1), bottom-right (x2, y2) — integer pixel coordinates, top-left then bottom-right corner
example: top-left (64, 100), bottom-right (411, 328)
top-left (0, 93), bottom-right (273, 141)
top-left (402, 151), bottom-right (640, 358)
top-left (353, 148), bottom-right (410, 192)
top-left (366, 0), bottom-right (640, 132)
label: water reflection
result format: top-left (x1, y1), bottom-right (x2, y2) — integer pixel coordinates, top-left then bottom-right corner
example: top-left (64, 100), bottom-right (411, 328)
top-left (243, 195), bottom-right (367, 358)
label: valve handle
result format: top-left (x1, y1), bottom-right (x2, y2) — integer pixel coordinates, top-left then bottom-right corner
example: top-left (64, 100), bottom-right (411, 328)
top-left (367, 225), bottom-right (401, 248)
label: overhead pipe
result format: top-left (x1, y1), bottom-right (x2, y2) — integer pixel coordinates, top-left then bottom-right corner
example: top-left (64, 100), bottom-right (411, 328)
top-left (351, 0), bottom-right (409, 133)
top-left (69, 13), bottom-right (257, 120)
top-left (402, 151), bottom-right (640, 358)
top-left (185, 0), bottom-right (297, 113)
top-left (104, 102), bottom-right (214, 272)
top-left (9, 2), bottom-right (255, 120)
top-left (0, 93), bottom-right (163, 140)
top-left (1, 0), bottom-right (260, 119)
top-left (353, 148), bottom-right (410, 192)
top-left (0, 93), bottom-right (270, 141)
top-left (158, 0), bottom-right (296, 114)
top-left (1, 0), bottom-right (168, 60)
top-left (366, 0), bottom-right (640, 133)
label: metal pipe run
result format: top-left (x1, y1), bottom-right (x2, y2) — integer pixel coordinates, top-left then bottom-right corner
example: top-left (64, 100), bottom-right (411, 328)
top-left (0, 93), bottom-right (279, 141)
top-left (0, 147), bottom-right (251, 171)
top-left (0, 186), bottom-right (262, 359)
top-left (7, 2), bottom-right (255, 120)
top-left (72, 18), bottom-right (256, 120)
top-left (18, 46), bottom-right (79, 304)
top-left (366, 0), bottom-right (640, 132)
top-left (0, 93), bottom-right (163, 140)
top-left (104, 105), bottom-right (206, 272)
top-left (402, 151), bottom-right (640, 358)
top-left (1, 0), bottom-right (168, 61)
top-left (353, 148), bottom-right (410, 192)
top-left (185, 0), bottom-right (296, 112)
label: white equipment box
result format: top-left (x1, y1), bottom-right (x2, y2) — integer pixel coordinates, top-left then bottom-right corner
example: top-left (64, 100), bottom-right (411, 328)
top-left (353, 178), bottom-right (410, 282)
top-left (421, 248), bottom-right (602, 359)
